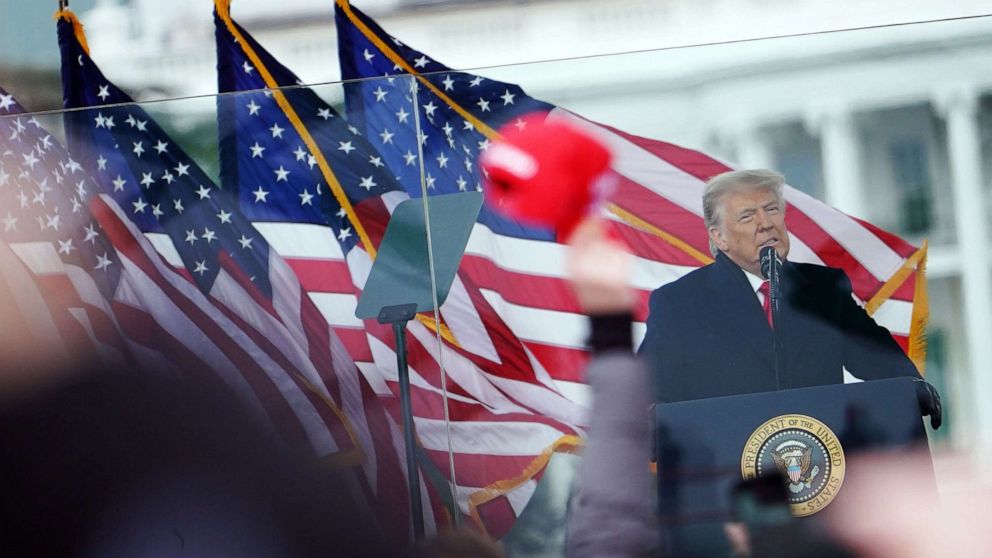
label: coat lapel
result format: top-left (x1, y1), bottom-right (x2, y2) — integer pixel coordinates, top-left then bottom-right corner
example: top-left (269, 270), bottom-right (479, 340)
top-left (702, 253), bottom-right (775, 368)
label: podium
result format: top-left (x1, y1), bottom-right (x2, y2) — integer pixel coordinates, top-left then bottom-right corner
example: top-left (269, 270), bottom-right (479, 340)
top-left (655, 377), bottom-right (934, 556)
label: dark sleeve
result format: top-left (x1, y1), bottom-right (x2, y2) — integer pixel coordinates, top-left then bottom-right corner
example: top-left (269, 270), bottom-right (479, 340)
top-left (566, 352), bottom-right (659, 558)
top-left (837, 271), bottom-right (922, 381)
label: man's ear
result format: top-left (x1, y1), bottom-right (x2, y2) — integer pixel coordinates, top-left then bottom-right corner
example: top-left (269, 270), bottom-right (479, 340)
top-left (709, 227), bottom-right (728, 252)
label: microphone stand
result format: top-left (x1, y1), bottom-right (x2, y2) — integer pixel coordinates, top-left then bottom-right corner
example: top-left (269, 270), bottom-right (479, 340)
top-left (761, 246), bottom-right (785, 390)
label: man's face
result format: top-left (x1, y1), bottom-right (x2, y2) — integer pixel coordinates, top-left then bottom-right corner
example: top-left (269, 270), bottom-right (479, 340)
top-left (709, 187), bottom-right (790, 277)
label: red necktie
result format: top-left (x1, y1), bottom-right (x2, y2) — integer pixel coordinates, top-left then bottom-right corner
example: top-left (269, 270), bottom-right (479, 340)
top-left (758, 281), bottom-right (772, 328)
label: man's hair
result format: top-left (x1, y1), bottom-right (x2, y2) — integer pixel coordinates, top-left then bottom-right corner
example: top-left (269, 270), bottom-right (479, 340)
top-left (702, 169), bottom-right (786, 256)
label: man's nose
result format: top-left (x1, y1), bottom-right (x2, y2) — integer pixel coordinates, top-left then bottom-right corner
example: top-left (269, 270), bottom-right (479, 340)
top-left (755, 210), bottom-right (773, 230)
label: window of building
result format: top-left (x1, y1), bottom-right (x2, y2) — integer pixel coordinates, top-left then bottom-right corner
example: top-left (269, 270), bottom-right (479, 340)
top-left (889, 138), bottom-right (933, 235)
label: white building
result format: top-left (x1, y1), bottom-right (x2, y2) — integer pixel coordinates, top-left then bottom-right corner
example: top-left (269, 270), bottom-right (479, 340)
top-left (80, 0), bottom-right (992, 451)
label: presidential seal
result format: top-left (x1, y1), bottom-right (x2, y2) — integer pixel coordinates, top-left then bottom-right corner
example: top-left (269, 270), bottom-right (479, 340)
top-left (740, 414), bottom-right (845, 517)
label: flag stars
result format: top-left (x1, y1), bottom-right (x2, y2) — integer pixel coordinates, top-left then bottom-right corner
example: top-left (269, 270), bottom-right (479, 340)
top-left (362, 48), bottom-right (376, 63)
top-left (174, 162), bottom-right (190, 177)
top-left (44, 213), bottom-right (61, 230)
top-left (436, 153), bottom-right (449, 168)
top-left (195, 185), bottom-right (211, 199)
top-left (462, 120), bottom-right (475, 131)
top-left (242, 61), bottom-right (255, 74)
top-left (306, 154), bottom-right (317, 169)
top-left (0, 92), bottom-right (14, 111)
top-left (57, 238), bottom-right (74, 255)
top-left (373, 86), bottom-right (388, 102)
top-left (246, 100), bottom-right (261, 116)
top-left (423, 101), bottom-right (438, 117)
top-left (94, 253), bottom-right (113, 272)
top-left (185, 229), bottom-right (198, 244)
top-left (299, 188), bottom-right (314, 206)
top-left (83, 224), bottom-right (99, 243)
top-left (403, 150), bottom-right (417, 166)
top-left (140, 172), bottom-right (155, 188)
top-left (514, 118), bottom-right (528, 131)
top-left (193, 261), bottom-right (208, 276)
top-left (441, 75), bottom-right (455, 91)
top-left (216, 209), bottom-right (232, 224)
top-left (97, 85), bottom-right (110, 100)
top-left (274, 166), bottom-right (290, 182)
top-left (2, 212), bottom-right (17, 231)
top-left (135, 119), bottom-right (147, 132)
top-left (153, 140), bottom-right (169, 155)
top-left (348, 125), bottom-right (361, 136)
top-left (161, 171), bottom-right (175, 184)
top-left (456, 176), bottom-right (468, 191)
top-left (337, 227), bottom-right (353, 242)
top-left (269, 123), bottom-right (285, 139)
top-left (478, 138), bottom-right (491, 151)
top-left (317, 107), bottom-right (333, 120)
top-left (132, 141), bottom-right (145, 157)
top-left (94, 112), bottom-right (109, 128)
top-left (21, 151), bottom-right (39, 169)
top-left (152, 204), bottom-right (164, 218)
top-left (338, 140), bottom-right (356, 154)
top-left (413, 55), bottom-right (429, 68)
top-left (202, 228), bottom-right (217, 243)
top-left (132, 198), bottom-right (148, 214)
top-left (293, 146), bottom-right (308, 161)
top-left (501, 90), bottom-right (516, 105)
top-left (249, 142), bottom-right (266, 158)
top-left (97, 154), bottom-right (108, 170)
top-left (395, 107), bottom-right (410, 123)
top-left (464, 158), bottom-right (473, 172)
top-left (425, 173), bottom-right (436, 189)
top-left (71, 197), bottom-right (83, 213)
top-left (112, 175), bottom-right (127, 192)
top-left (469, 76), bottom-right (484, 87)
top-left (476, 98), bottom-right (491, 112)
top-left (379, 129), bottom-right (395, 144)
top-left (359, 176), bottom-right (377, 191)
top-left (369, 155), bottom-right (384, 168)
top-left (238, 235), bottom-right (253, 249)
top-left (252, 186), bottom-right (269, 202)
top-left (173, 198), bottom-right (185, 213)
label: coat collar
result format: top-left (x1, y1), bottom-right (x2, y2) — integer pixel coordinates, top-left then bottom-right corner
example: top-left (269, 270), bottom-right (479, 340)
top-left (702, 252), bottom-right (775, 368)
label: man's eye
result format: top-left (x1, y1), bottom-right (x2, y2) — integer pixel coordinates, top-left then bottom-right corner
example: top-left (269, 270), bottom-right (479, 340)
top-left (739, 215), bottom-right (753, 223)
top-left (766, 206), bottom-right (779, 213)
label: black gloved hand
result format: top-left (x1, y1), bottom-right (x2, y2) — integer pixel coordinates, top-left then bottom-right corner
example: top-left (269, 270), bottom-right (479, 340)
top-left (914, 379), bottom-right (942, 430)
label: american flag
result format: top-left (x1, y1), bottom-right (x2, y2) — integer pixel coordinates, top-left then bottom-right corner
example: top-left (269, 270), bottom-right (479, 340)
top-left (55, 9), bottom-right (379, 487)
top-left (214, 0), bottom-right (585, 538)
top-left (333, 0), bottom-right (927, 373)
top-left (334, 0), bottom-right (928, 533)
top-left (0, 87), bottom-right (134, 369)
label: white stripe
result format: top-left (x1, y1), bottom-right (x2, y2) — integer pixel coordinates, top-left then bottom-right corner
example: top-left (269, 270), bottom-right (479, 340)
top-left (440, 273), bottom-right (501, 362)
top-left (145, 232), bottom-right (183, 268)
top-left (480, 289), bottom-right (587, 349)
top-left (8, 241), bottom-right (65, 274)
top-left (309, 292), bottom-right (364, 327)
top-left (254, 222), bottom-right (343, 260)
top-left (1, 241), bottom-right (68, 354)
top-left (784, 187), bottom-right (904, 281)
top-left (210, 270), bottom-right (338, 456)
top-left (329, 329), bottom-right (379, 492)
top-left (407, 318), bottom-right (587, 426)
top-left (415, 416), bottom-right (570, 456)
top-left (869, 298), bottom-right (913, 337)
top-left (505, 479), bottom-right (539, 517)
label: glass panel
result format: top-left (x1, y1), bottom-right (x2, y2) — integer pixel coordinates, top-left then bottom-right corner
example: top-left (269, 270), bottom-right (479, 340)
top-left (2, 5), bottom-right (990, 557)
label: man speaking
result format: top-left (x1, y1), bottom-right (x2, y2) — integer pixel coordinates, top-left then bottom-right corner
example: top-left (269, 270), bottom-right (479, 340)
top-left (639, 169), bottom-right (940, 427)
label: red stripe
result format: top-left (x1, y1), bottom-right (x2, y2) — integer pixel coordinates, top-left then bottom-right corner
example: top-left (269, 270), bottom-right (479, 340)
top-left (522, 341), bottom-right (590, 383)
top-left (286, 257), bottom-right (354, 292)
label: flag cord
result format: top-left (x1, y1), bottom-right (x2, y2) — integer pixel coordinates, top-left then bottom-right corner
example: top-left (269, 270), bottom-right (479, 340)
top-left (411, 77), bottom-right (461, 526)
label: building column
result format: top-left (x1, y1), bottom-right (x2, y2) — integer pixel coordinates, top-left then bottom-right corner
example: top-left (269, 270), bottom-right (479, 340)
top-left (934, 85), bottom-right (992, 455)
top-left (804, 104), bottom-right (867, 219)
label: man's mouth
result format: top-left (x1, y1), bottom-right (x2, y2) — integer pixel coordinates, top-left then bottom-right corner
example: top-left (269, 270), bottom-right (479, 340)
top-left (759, 238), bottom-right (778, 247)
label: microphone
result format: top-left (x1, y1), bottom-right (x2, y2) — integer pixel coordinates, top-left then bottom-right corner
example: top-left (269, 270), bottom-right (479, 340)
top-left (759, 245), bottom-right (780, 281)
top-left (760, 245), bottom-right (784, 389)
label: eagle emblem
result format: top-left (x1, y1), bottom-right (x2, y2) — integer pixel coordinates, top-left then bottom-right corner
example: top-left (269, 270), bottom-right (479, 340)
top-left (771, 440), bottom-right (820, 494)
